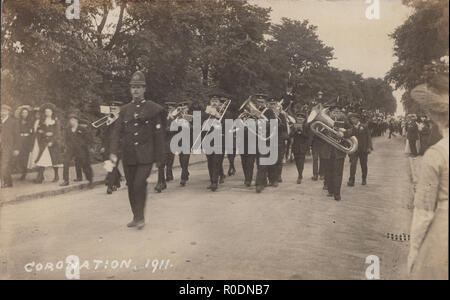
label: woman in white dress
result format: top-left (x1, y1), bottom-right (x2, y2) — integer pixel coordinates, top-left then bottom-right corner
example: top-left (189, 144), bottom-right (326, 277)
top-left (34, 103), bottom-right (62, 184)
top-left (408, 74), bottom-right (449, 280)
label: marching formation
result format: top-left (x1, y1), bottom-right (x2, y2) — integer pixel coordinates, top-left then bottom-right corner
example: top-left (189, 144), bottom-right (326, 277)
top-left (2, 70), bottom-right (392, 229)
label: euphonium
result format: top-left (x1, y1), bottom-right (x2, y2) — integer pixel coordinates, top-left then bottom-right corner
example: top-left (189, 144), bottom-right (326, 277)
top-left (307, 104), bottom-right (358, 154)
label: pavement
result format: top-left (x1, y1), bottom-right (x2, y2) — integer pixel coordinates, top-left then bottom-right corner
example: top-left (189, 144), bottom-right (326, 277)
top-left (0, 135), bottom-right (415, 280)
top-left (0, 154), bottom-right (207, 205)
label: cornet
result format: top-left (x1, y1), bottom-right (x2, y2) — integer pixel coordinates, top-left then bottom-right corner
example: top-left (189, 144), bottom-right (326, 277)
top-left (307, 104), bottom-right (358, 154)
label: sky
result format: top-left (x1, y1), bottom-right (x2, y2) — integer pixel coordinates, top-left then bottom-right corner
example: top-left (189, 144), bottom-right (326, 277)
top-left (250, 0), bottom-right (414, 115)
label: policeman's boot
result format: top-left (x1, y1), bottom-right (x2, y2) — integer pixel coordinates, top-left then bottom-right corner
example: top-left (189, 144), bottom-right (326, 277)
top-left (210, 183), bottom-right (218, 192)
top-left (219, 175), bottom-right (225, 184)
top-left (297, 177), bottom-right (302, 184)
top-left (362, 178), bottom-right (367, 186)
top-left (52, 167), bottom-right (59, 183)
top-left (347, 179), bottom-right (355, 187)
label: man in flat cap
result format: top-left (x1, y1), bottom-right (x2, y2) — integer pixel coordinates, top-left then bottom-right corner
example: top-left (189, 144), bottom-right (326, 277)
top-left (1, 104), bottom-right (20, 188)
top-left (60, 112), bottom-right (94, 187)
top-left (110, 71), bottom-right (166, 229)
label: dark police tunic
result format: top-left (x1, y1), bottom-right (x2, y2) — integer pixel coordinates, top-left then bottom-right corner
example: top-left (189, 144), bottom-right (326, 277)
top-left (110, 99), bottom-right (166, 221)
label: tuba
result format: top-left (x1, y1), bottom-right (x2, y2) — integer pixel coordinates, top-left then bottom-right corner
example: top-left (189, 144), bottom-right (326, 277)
top-left (307, 104), bottom-right (358, 154)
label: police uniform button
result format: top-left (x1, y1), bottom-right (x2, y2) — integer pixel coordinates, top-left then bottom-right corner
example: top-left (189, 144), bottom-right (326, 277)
top-left (134, 142), bottom-right (139, 146)
top-left (134, 132), bottom-right (138, 136)
top-left (145, 120), bottom-right (149, 124)
top-left (134, 123), bottom-right (138, 126)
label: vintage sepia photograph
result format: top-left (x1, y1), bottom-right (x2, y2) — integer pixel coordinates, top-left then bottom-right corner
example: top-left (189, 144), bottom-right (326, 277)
top-left (0, 0), bottom-right (448, 283)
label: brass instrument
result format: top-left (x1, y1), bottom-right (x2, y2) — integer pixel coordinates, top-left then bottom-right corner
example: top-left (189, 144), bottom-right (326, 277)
top-left (307, 104), bottom-right (358, 154)
top-left (168, 103), bottom-right (193, 123)
top-left (235, 96), bottom-right (275, 141)
top-left (91, 105), bottom-right (120, 128)
top-left (238, 96), bottom-right (269, 121)
top-left (191, 98), bottom-right (231, 152)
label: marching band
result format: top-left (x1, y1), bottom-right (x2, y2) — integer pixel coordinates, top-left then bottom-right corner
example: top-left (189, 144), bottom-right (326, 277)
top-left (2, 70), bottom-right (407, 228)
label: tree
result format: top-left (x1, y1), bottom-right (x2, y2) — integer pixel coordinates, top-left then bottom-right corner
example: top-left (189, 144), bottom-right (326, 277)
top-left (386, 0), bottom-right (449, 113)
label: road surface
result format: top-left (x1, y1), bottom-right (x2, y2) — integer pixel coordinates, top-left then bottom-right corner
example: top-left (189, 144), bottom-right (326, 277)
top-left (0, 135), bottom-right (413, 280)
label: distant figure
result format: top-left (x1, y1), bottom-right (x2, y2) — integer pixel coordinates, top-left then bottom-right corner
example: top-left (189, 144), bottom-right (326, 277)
top-left (406, 115), bottom-right (419, 157)
top-left (418, 116), bottom-right (431, 155)
top-left (408, 74), bottom-right (448, 280)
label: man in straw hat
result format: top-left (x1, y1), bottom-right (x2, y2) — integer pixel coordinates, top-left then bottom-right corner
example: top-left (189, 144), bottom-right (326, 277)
top-left (407, 74), bottom-right (449, 280)
top-left (109, 70), bottom-right (166, 230)
top-left (1, 104), bottom-right (20, 188)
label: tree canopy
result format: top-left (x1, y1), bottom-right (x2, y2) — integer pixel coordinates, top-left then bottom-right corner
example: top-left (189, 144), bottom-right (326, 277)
top-left (1, 0), bottom-right (397, 119)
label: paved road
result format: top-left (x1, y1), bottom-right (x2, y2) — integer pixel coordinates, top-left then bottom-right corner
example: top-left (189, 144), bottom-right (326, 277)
top-left (0, 136), bottom-right (413, 280)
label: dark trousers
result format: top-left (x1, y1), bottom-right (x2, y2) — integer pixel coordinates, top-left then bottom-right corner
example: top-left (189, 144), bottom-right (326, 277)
top-left (157, 152), bottom-right (175, 184)
top-left (75, 158), bottom-right (83, 180)
top-left (312, 149), bottom-right (324, 178)
top-left (241, 154), bottom-right (256, 183)
top-left (63, 149), bottom-right (93, 182)
top-left (269, 143), bottom-right (285, 183)
top-left (16, 150), bottom-right (30, 177)
top-left (1, 149), bottom-right (14, 186)
top-left (206, 154), bottom-right (223, 184)
top-left (255, 158), bottom-right (268, 187)
top-left (123, 163), bottom-right (153, 222)
top-left (294, 152), bottom-right (306, 179)
top-left (179, 153), bottom-right (190, 181)
top-left (409, 139), bottom-right (418, 156)
top-left (325, 155), bottom-right (345, 197)
top-left (349, 152), bottom-right (368, 182)
top-left (227, 153), bottom-right (236, 169)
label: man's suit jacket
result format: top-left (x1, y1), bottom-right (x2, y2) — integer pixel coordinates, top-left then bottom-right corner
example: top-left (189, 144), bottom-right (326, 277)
top-left (353, 123), bottom-right (373, 153)
top-left (1, 117), bottom-right (20, 153)
top-left (110, 99), bottom-right (166, 166)
top-left (407, 122), bottom-right (419, 141)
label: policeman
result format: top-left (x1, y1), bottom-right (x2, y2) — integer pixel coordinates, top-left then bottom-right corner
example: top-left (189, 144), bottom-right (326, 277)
top-left (347, 112), bottom-right (373, 186)
top-left (290, 111), bottom-right (311, 184)
top-left (1, 104), bottom-right (20, 188)
top-left (110, 71), bottom-right (166, 229)
top-left (60, 112), bottom-right (94, 187)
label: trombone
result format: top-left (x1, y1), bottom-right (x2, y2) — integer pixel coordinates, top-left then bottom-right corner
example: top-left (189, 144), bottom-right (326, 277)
top-left (91, 105), bottom-right (120, 128)
top-left (191, 98), bottom-right (231, 153)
